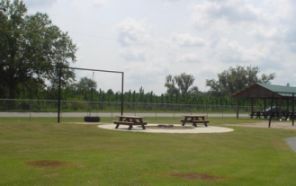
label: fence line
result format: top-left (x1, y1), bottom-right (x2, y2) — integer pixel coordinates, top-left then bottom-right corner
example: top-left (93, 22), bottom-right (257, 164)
top-left (0, 99), bottom-right (257, 119)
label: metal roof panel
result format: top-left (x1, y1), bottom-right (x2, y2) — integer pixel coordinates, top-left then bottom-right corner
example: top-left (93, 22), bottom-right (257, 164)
top-left (258, 83), bottom-right (296, 96)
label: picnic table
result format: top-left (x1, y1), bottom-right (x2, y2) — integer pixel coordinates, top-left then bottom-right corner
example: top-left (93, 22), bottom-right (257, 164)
top-left (251, 111), bottom-right (295, 120)
top-left (114, 116), bottom-right (147, 130)
top-left (181, 115), bottom-right (209, 127)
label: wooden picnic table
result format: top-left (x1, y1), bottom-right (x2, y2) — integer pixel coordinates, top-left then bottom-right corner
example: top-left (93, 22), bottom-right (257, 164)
top-left (181, 115), bottom-right (209, 127)
top-left (114, 115), bottom-right (147, 130)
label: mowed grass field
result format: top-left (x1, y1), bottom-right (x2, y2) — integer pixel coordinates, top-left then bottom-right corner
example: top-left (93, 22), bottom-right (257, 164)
top-left (0, 117), bottom-right (296, 186)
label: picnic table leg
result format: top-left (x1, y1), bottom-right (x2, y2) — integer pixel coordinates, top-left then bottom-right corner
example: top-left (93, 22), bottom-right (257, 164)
top-left (128, 125), bottom-right (133, 130)
top-left (142, 124), bottom-right (145, 130)
top-left (182, 121), bottom-right (185, 126)
top-left (193, 123), bottom-right (197, 127)
top-left (115, 124), bottom-right (120, 129)
top-left (204, 122), bottom-right (208, 127)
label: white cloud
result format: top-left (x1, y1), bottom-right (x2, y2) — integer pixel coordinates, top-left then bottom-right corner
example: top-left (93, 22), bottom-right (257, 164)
top-left (176, 53), bottom-right (201, 63)
top-left (120, 48), bottom-right (147, 62)
top-left (92, 0), bottom-right (107, 7)
top-left (172, 33), bottom-right (206, 47)
top-left (24, 0), bottom-right (57, 8)
top-left (192, 0), bottom-right (261, 26)
top-left (117, 19), bottom-right (151, 47)
top-left (190, 0), bottom-right (296, 65)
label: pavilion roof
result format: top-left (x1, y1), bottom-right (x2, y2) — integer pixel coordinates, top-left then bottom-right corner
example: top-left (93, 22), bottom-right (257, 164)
top-left (233, 83), bottom-right (296, 98)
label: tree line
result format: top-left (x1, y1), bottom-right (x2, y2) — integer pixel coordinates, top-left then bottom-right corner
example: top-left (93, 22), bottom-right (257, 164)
top-left (24, 65), bottom-right (273, 108)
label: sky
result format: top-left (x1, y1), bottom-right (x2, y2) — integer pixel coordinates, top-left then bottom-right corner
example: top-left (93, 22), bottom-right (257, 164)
top-left (24, 0), bottom-right (296, 94)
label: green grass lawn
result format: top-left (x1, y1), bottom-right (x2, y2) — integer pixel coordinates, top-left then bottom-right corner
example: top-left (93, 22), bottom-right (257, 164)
top-left (0, 117), bottom-right (296, 186)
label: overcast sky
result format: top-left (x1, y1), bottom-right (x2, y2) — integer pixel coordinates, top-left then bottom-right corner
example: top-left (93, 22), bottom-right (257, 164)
top-left (24, 0), bottom-right (296, 94)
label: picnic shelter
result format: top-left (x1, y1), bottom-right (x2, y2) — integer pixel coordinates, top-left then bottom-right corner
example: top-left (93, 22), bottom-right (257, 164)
top-left (232, 83), bottom-right (296, 127)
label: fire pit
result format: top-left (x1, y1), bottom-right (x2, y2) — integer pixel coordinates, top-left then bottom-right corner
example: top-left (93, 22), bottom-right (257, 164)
top-left (157, 124), bottom-right (174, 128)
top-left (145, 124), bottom-right (195, 130)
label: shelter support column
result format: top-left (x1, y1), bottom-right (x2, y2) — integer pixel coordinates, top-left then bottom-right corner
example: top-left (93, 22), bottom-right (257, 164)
top-left (268, 97), bottom-right (274, 128)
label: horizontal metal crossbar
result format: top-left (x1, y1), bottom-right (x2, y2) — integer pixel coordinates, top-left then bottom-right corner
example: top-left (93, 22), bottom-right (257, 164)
top-left (67, 66), bottom-right (124, 74)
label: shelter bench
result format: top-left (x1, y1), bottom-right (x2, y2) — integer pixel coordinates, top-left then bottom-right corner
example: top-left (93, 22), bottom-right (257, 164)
top-left (250, 111), bottom-right (262, 119)
top-left (250, 111), bottom-right (269, 119)
top-left (252, 111), bottom-right (293, 120)
top-left (114, 116), bottom-right (147, 130)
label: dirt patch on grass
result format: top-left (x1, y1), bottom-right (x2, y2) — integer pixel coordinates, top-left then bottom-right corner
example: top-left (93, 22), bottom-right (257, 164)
top-left (27, 160), bottom-right (71, 169)
top-left (171, 172), bottom-right (223, 181)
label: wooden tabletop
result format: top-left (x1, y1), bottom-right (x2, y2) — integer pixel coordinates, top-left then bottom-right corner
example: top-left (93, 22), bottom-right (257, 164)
top-left (184, 115), bottom-right (206, 118)
top-left (118, 115), bottom-right (143, 119)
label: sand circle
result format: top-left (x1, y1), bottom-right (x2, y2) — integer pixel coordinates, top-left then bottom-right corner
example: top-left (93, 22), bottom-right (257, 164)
top-left (98, 123), bottom-right (233, 134)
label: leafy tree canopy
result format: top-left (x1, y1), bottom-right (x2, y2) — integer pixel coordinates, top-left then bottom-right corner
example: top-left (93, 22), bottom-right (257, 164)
top-left (206, 66), bottom-right (275, 96)
top-left (0, 0), bottom-right (76, 98)
top-left (75, 77), bottom-right (97, 92)
top-left (165, 73), bottom-right (198, 96)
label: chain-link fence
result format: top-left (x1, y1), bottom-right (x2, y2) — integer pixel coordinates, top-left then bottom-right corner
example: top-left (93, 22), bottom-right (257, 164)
top-left (0, 99), bottom-right (256, 121)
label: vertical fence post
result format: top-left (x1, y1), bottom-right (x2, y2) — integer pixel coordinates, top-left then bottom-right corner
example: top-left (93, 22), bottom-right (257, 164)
top-left (120, 72), bottom-right (124, 116)
top-left (236, 99), bottom-right (240, 119)
top-left (292, 93), bottom-right (295, 126)
top-left (221, 104), bottom-right (224, 119)
top-left (29, 101), bottom-right (32, 120)
top-left (57, 64), bottom-right (62, 123)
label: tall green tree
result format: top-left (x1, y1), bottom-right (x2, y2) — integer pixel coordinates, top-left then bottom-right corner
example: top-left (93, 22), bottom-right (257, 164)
top-left (76, 77), bottom-right (97, 93)
top-left (165, 73), bottom-right (196, 96)
top-left (174, 73), bottom-right (195, 96)
top-left (75, 77), bottom-right (97, 100)
top-left (206, 66), bottom-right (275, 96)
top-left (165, 75), bottom-right (179, 96)
top-left (0, 0), bottom-right (76, 98)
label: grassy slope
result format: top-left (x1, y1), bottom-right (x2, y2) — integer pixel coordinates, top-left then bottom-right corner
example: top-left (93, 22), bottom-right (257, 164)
top-left (0, 118), bottom-right (296, 186)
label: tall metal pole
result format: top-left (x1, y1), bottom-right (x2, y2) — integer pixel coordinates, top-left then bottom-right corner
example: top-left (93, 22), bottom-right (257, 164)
top-left (120, 72), bottom-right (124, 116)
top-left (57, 65), bottom-right (62, 123)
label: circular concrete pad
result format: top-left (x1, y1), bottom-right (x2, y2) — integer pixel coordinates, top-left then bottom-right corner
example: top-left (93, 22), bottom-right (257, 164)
top-left (98, 124), bottom-right (234, 134)
top-left (286, 137), bottom-right (296, 152)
